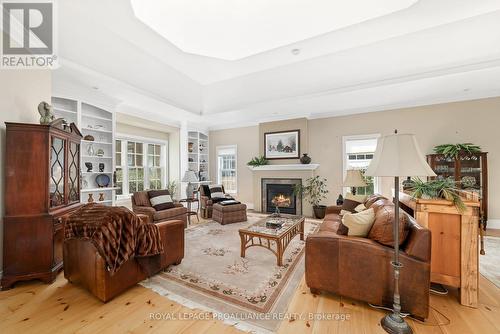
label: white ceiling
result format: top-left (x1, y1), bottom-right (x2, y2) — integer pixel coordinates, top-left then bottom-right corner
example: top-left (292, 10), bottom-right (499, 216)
top-left (130, 0), bottom-right (417, 60)
top-left (53, 0), bottom-right (500, 130)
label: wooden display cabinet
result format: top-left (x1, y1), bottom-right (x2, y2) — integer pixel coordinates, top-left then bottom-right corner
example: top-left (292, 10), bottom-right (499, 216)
top-left (1, 122), bottom-right (83, 290)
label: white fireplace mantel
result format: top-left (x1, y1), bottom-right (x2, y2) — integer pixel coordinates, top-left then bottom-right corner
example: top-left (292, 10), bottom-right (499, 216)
top-left (247, 164), bottom-right (319, 171)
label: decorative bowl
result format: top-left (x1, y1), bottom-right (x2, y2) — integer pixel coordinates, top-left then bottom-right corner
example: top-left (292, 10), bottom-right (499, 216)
top-left (95, 174), bottom-right (110, 188)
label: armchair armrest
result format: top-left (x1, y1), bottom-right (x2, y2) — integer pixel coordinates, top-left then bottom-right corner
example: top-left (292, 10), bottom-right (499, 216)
top-left (156, 220), bottom-right (185, 267)
top-left (325, 205), bottom-right (342, 215)
top-left (132, 206), bottom-right (155, 222)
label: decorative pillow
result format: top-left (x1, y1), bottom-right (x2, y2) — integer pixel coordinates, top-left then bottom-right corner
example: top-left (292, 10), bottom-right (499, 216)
top-left (202, 184), bottom-right (211, 197)
top-left (342, 208), bottom-right (376, 237)
top-left (341, 198), bottom-right (361, 213)
top-left (208, 184), bottom-right (225, 199)
top-left (345, 193), bottom-right (368, 203)
top-left (340, 209), bottom-right (351, 216)
top-left (336, 221), bottom-right (349, 236)
top-left (368, 206), bottom-right (410, 247)
top-left (148, 190), bottom-right (175, 211)
top-left (370, 199), bottom-right (394, 214)
top-left (354, 203), bottom-right (366, 213)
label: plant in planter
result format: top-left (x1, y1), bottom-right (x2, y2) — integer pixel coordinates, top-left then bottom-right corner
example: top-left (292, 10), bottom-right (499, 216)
top-left (293, 176), bottom-right (329, 219)
top-left (167, 180), bottom-right (178, 201)
top-left (407, 178), bottom-right (466, 212)
top-left (247, 155), bottom-right (269, 167)
top-left (434, 143), bottom-right (481, 158)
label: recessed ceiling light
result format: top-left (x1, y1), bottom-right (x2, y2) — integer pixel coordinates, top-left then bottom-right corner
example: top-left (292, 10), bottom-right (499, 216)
top-left (92, 86), bottom-right (99, 90)
top-left (463, 88), bottom-right (470, 92)
top-left (291, 48), bottom-right (301, 55)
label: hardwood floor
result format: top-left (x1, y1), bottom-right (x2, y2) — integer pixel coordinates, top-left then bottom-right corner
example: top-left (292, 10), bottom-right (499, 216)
top-left (1, 273), bottom-right (499, 334)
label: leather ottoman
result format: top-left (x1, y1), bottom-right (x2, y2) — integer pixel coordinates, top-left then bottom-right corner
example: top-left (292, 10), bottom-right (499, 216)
top-left (213, 203), bottom-right (247, 225)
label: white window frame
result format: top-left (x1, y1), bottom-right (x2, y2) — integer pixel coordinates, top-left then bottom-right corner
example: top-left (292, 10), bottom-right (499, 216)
top-left (116, 133), bottom-right (168, 200)
top-left (342, 134), bottom-right (381, 195)
top-left (216, 145), bottom-right (237, 194)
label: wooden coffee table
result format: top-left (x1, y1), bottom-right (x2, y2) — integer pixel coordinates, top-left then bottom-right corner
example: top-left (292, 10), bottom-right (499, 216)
top-left (238, 215), bottom-right (305, 266)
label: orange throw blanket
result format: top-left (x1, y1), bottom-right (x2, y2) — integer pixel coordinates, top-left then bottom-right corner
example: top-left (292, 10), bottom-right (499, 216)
top-left (64, 204), bottom-right (163, 274)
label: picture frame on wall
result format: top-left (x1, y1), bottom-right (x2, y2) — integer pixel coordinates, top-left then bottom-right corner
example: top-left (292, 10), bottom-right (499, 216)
top-left (264, 129), bottom-right (300, 159)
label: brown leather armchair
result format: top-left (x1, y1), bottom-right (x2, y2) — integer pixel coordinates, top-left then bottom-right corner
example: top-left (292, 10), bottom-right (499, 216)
top-left (132, 191), bottom-right (187, 227)
top-left (305, 200), bottom-right (431, 320)
top-left (64, 218), bottom-right (185, 302)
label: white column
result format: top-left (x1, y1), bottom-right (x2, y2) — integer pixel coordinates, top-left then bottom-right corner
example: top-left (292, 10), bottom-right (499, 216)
top-left (179, 120), bottom-right (189, 198)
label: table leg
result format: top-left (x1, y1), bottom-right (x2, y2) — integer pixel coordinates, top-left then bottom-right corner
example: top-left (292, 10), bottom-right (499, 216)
top-left (300, 219), bottom-right (305, 241)
top-left (240, 233), bottom-right (246, 258)
top-left (277, 239), bottom-right (283, 266)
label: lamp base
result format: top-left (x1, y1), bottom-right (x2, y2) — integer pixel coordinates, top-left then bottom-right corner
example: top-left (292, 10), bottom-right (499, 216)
top-left (381, 313), bottom-right (413, 334)
top-left (185, 182), bottom-right (194, 199)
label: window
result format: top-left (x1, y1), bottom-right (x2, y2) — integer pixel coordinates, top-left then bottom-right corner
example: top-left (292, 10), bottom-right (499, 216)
top-left (115, 140), bottom-right (123, 195)
top-left (148, 144), bottom-right (162, 190)
top-left (115, 137), bottom-right (168, 198)
top-left (217, 145), bottom-right (237, 194)
top-left (343, 134), bottom-right (380, 195)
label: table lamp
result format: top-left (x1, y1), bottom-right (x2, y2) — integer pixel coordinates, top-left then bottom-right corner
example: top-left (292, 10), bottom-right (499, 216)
top-left (182, 170), bottom-right (199, 198)
top-left (365, 130), bottom-right (435, 334)
top-left (343, 169), bottom-right (367, 195)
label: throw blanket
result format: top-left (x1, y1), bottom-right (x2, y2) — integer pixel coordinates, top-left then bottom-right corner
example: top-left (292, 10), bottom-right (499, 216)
top-left (64, 204), bottom-right (163, 275)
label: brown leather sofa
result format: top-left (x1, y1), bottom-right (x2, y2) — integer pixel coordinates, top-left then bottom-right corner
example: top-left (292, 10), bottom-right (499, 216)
top-left (132, 191), bottom-right (188, 227)
top-left (64, 218), bottom-right (185, 302)
top-left (305, 195), bottom-right (431, 320)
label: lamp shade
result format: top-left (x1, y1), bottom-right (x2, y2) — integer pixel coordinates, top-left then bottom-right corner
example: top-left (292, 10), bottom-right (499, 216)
top-left (343, 169), bottom-right (367, 187)
top-left (182, 170), bottom-right (199, 183)
top-left (365, 133), bottom-right (436, 177)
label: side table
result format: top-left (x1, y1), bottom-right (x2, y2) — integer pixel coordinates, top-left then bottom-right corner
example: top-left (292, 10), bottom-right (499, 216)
top-left (179, 198), bottom-right (199, 225)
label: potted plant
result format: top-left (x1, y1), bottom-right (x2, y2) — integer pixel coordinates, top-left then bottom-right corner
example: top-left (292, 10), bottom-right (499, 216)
top-left (294, 176), bottom-right (329, 219)
top-left (434, 143), bottom-right (481, 158)
top-left (167, 180), bottom-right (178, 201)
top-left (407, 178), bottom-right (466, 212)
top-left (247, 155), bottom-right (269, 167)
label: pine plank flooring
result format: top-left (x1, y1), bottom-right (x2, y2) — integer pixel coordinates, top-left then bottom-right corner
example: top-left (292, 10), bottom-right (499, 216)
top-left (1, 273), bottom-right (499, 334)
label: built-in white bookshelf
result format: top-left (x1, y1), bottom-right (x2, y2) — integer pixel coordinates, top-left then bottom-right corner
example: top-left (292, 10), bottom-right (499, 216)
top-left (187, 131), bottom-right (210, 183)
top-left (51, 97), bottom-right (117, 206)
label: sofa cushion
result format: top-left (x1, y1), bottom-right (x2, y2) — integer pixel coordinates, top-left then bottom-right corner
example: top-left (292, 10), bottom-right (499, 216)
top-left (148, 190), bottom-right (175, 211)
top-left (153, 206), bottom-right (187, 222)
top-left (364, 194), bottom-right (388, 208)
top-left (368, 205), bottom-right (410, 247)
top-left (342, 208), bottom-right (376, 237)
top-left (319, 219), bottom-right (341, 233)
top-left (133, 191), bottom-right (152, 207)
top-left (354, 203), bottom-right (366, 212)
top-left (341, 198), bottom-right (361, 213)
top-left (370, 199), bottom-right (394, 213)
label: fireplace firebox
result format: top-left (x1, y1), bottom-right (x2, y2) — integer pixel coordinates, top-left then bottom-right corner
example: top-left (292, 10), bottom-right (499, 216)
top-left (262, 178), bottom-right (302, 215)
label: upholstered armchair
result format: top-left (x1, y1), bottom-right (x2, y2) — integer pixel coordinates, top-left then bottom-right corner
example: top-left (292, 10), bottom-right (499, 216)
top-left (199, 184), bottom-right (230, 218)
top-left (131, 191), bottom-right (188, 227)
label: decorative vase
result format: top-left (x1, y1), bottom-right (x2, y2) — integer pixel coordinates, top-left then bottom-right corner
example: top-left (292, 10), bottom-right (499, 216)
top-left (188, 142), bottom-right (194, 153)
top-left (96, 148), bottom-right (104, 157)
top-left (85, 162), bottom-right (93, 172)
top-left (99, 193), bottom-right (105, 201)
top-left (86, 143), bottom-right (95, 156)
top-left (99, 163), bottom-right (105, 172)
top-left (300, 153), bottom-right (311, 164)
top-left (87, 194), bottom-right (94, 203)
top-left (336, 194), bottom-right (344, 205)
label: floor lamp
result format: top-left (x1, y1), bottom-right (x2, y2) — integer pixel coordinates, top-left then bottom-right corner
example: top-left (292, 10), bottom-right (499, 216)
top-left (365, 130), bottom-right (435, 334)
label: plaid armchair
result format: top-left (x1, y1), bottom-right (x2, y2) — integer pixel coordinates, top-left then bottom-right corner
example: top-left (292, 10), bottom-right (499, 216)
top-left (132, 191), bottom-right (187, 227)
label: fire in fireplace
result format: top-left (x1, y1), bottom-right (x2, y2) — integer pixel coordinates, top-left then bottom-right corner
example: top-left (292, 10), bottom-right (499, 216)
top-left (262, 178), bottom-right (302, 215)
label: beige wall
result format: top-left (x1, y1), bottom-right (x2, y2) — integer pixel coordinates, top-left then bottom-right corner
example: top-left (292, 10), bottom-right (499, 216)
top-left (209, 97), bottom-right (500, 220)
top-left (0, 70), bottom-right (52, 274)
top-left (209, 126), bottom-right (259, 205)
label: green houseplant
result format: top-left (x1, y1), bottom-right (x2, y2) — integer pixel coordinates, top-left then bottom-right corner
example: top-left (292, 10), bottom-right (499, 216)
top-left (247, 155), bottom-right (269, 167)
top-left (167, 180), bottom-right (178, 201)
top-left (407, 178), bottom-right (466, 212)
top-left (294, 176), bottom-right (329, 219)
top-left (434, 143), bottom-right (481, 158)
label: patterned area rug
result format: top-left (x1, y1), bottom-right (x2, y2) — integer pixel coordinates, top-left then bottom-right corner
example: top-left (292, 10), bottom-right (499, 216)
top-left (141, 213), bottom-right (319, 333)
top-left (480, 236), bottom-right (500, 289)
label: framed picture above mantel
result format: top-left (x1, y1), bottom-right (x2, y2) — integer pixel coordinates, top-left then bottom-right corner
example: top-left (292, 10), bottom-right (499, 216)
top-left (264, 129), bottom-right (300, 160)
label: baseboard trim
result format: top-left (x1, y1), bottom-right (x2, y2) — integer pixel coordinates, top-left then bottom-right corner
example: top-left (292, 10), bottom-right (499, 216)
top-left (487, 219), bottom-right (500, 230)
top-left (245, 203), bottom-right (254, 210)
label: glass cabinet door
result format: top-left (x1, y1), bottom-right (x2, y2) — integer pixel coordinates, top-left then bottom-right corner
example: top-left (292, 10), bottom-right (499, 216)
top-left (68, 141), bottom-right (80, 203)
top-left (50, 136), bottom-right (66, 207)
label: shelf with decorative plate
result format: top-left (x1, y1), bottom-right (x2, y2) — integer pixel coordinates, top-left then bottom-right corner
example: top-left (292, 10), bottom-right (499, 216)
top-left (81, 187), bottom-right (120, 192)
top-left (81, 140), bottom-right (112, 145)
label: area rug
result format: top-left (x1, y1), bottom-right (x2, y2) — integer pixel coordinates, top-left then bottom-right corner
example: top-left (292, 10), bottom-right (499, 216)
top-left (141, 213), bottom-right (320, 333)
top-left (479, 236), bottom-right (500, 289)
